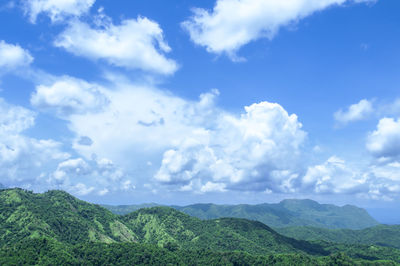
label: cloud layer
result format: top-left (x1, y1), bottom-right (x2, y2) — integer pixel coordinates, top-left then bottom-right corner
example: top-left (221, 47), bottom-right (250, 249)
top-left (22, 0), bottom-right (95, 23)
top-left (0, 40), bottom-right (33, 70)
top-left (183, 0), bottom-right (374, 59)
top-left (55, 15), bottom-right (178, 74)
top-left (334, 99), bottom-right (373, 124)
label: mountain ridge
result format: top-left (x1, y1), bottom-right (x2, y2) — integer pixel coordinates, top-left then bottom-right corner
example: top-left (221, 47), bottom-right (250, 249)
top-left (103, 199), bottom-right (379, 229)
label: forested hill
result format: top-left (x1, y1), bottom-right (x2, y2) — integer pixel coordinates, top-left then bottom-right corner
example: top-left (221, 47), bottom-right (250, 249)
top-left (103, 199), bottom-right (379, 229)
top-left (276, 225), bottom-right (400, 249)
top-left (173, 200), bottom-right (379, 229)
top-left (1, 188), bottom-right (399, 265)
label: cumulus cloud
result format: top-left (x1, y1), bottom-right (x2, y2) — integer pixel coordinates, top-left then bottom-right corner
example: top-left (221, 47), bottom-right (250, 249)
top-left (182, 0), bottom-right (375, 59)
top-left (367, 118), bottom-right (400, 159)
top-left (155, 101), bottom-right (307, 193)
top-left (54, 14), bottom-right (178, 74)
top-left (303, 156), bottom-right (367, 194)
top-left (0, 98), bottom-right (69, 188)
top-left (46, 157), bottom-right (133, 196)
top-left (33, 74), bottom-right (307, 194)
top-left (0, 40), bottom-right (33, 71)
top-left (22, 0), bottom-right (95, 23)
top-left (30, 76), bottom-right (109, 118)
top-left (334, 99), bottom-right (373, 125)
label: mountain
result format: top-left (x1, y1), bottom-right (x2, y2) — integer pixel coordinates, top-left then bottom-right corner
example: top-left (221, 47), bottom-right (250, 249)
top-left (101, 203), bottom-right (160, 215)
top-left (103, 199), bottom-right (379, 229)
top-left (0, 188), bottom-right (322, 255)
top-left (0, 183), bottom-right (6, 190)
top-left (0, 188), bottom-right (137, 247)
top-left (276, 225), bottom-right (400, 249)
top-left (0, 188), bottom-right (398, 265)
top-left (173, 199), bottom-right (380, 229)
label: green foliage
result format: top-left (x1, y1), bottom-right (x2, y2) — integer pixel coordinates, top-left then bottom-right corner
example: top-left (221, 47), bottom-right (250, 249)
top-left (0, 238), bottom-right (396, 266)
top-left (276, 225), bottom-right (400, 249)
top-left (104, 200), bottom-right (379, 229)
top-left (0, 188), bottom-right (398, 265)
top-left (172, 200), bottom-right (380, 229)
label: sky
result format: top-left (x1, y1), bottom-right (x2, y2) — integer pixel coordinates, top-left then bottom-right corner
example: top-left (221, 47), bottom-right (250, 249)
top-left (0, 0), bottom-right (399, 223)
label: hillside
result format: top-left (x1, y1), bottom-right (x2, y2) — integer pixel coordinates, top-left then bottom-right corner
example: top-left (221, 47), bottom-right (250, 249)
top-left (105, 199), bottom-right (379, 229)
top-left (276, 225), bottom-right (400, 249)
top-left (172, 200), bottom-right (379, 229)
top-left (0, 188), bottom-right (398, 265)
top-left (0, 188), bottom-right (137, 247)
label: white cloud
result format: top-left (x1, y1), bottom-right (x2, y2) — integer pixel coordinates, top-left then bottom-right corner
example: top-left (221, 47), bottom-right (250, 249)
top-left (0, 40), bottom-right (33, 70)
top-left (46, 156), bottom-right (132, 196)
top-left (0, 98), bottom-right (69, 187)
top-left (334, 99), bottom-right (373, 124)
top-left (182, 0), bottom-right (375, 59)
top-left (22, 0), bottom-right (95, 23)
top-left (200, 181), bottom-right (227, 193)
top-left (155, 101), bottom-right (307, 193)
top-left (34, 74), bottom-right (307, 194)
top-left (30, 76), bottom-right (109, 118)
top-left (303, 156), bottom-right (367, 194)
top-left (367, 118), bottom-right (400, 159)
top-left (54, 14), bottom-right (178, 74)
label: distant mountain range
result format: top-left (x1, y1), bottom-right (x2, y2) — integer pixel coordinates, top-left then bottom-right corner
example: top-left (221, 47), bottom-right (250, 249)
top-left (103, 199), bottom-right (379, 230)
top-left (0, 188), bottom-right (398, 265)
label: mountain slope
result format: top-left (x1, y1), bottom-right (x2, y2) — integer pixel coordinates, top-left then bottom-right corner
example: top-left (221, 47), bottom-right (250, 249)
top-left (0, 188), bottom-right (137, 247)
top-left (121, 206), bottom-right (327, 256)
top-left (172, 200), bottom-right (379, 229)
top-left (103, 200), bottom-right (379, 229)
top-left (276, 225), bottom-right (400, 249)
top-left (1, 188), bottom-right (398, 265)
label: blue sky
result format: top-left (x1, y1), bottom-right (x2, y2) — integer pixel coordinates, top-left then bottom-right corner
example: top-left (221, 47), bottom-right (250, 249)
top-left (0, 0), bottom-right (399, 223)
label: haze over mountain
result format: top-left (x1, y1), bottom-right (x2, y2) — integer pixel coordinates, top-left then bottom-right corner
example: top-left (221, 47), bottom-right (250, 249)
top-left (103, 199), bottom-right (379, 230)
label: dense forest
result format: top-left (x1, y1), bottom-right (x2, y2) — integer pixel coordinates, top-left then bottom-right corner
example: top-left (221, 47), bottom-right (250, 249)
top-left (0, 188), bottom-right (399, 265)
top-left (104, 199), bottom-right (379, 229)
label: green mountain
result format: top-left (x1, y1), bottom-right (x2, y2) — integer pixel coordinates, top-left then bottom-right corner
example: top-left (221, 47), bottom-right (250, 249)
top-left (0, 188), bottom-right (398, 265)
top-left (0, 188), bottom-right (137, 247)
top-left (172, 200), bottom-right (379, 229)
top-left (103, 200), bottom-right (379, 229)
top-left (276, 225), bottom-right (400, 249)
top-left (102, 203), bottom-right (160, 215)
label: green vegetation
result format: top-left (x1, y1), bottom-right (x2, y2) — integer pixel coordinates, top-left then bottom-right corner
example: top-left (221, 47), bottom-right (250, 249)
top-left (173, 200), bottom-right (380, 229)
top-left (276, 225), bottom-right (400, 249)
top-left (0, 188), bottom-right (398, 265)
top-left (104, 199), bottom-right (379, 229)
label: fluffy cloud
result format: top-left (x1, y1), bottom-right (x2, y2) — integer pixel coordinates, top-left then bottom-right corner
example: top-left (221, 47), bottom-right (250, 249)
top-left (22, 0), bottom-right (95, 23)
top-left (0, 40), bottom-right (33, 70)
top-left (0, 98), bottom-right (68, 187)
top-left (155, 101), bottom-right (307, 193)
top-left (334, 99), bottom-right (373, 125)
top-left (54, 14), bottom-right (178, 74)
top-left (30, 76), bottom-right (109, 118)
top-left (182, 0), bottom-right (375, 59)
top-left (303, 156), bottom-right (367, 194)
top-left (367, 118), bottom-right (400, 159)
top-left (46, 157), bottom-right (133, 196)
top-left (33, 74), bottom-right (307, 194)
